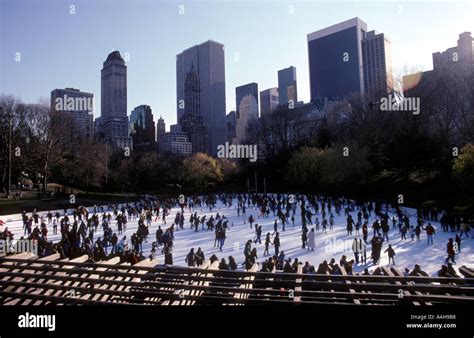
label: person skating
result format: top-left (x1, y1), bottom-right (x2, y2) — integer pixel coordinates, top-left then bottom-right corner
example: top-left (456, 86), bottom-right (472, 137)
top-left (362, 221), bottom-right (368, 243)
top-left (445, 238), bottom-right (456, 264)
top-left (264, 233), bottom-right (271, 256)
top-left (218, 228), bottom-right (226, 251)
top-left (272, 220), bottom-right (278, 236)
top-left (244, 240), bottom-right (252, 261)
top-left (307, 228), bottom-right (315, 251)
top-left (455, 234), bottom-right (461, 253)
top-left (274, 232), bottom-right (281, 256)
top-left (359, 238), bottom-right (367, 264)
top-left (384, 244), bottom-right (396, 265)
top-left (352, 237), bottom-right (360, 264)
top-left (415, 225), bottom-right (421, 242)
top-left (460, 219), bottom-right (470, 238)
top-left (346, 215), bottom-right (354, 235)
top-left (381, 218), bottom-right (389, 242)
top-left (254, 224), bottom-right (262, 244)
top-left (248, 215), bottom-right (254, 229)
top-left (424, 222), bottom-right (435, 245)
top-left (301, 227), bottom-right (308, 249)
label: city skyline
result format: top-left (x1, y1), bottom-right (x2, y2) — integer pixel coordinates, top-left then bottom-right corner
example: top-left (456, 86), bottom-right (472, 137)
top-left (1, 0), bottom-right (473, 130)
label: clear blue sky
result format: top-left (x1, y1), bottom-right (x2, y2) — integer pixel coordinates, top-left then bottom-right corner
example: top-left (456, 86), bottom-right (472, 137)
top-left (1, 0), bottom-right (473, 129)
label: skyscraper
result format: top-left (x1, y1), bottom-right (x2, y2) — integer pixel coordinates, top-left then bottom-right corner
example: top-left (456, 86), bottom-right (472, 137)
top-left (176, 40), bottom-right (226, 155)
top-left (156, 115), bottom-right (166, 152)
top-left (236, 82), bottom-right (259, 117)
top-left (432, 32), bottom-right (474, 69)
top-left (156, 116), bottom-right (166, 140)
top-left (260, 87), bottom-right (279, 116)
top-left (278, 66), bottom-right (298, 106)
top-left (403, 32), bottom-right (474, 98)
top-left (307, 17), bottom-right (367, 99)
top-left (226, 111), bottom-right (236, 144)
top-left (129, 105), bottom-right (156, 150)
top-left (234, 94), bottom-right (258, 144)
top-left (362, 30), bottom-right (394, 98)
top-left (50, 87), bottom-right (93, 144)
top-left (179, 64), bottom-right (208, 154)
top-left (100, 51), bottom-right (132, 149)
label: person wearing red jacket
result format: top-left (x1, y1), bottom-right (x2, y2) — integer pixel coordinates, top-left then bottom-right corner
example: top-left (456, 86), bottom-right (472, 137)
top-left (445, 238), bottom-right (456, 264)
top-left (424, 223), bottom-right (436, 245)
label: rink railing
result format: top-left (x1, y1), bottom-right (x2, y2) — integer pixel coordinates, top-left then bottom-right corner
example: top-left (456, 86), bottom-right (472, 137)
top-left (1, 253), bottom-right (473, 306)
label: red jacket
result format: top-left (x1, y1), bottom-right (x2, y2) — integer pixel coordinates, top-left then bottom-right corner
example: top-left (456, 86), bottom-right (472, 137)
top-left (447, 242), bottom-right (455, 255)
top-left (426, 225), bottom-right (435, 235)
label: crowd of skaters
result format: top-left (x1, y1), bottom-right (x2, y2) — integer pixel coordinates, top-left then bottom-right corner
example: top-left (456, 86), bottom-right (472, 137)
top-left (0, 193), bottom-right (472, 277)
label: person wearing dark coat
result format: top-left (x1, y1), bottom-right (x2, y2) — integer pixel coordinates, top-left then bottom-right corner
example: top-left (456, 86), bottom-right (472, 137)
top-left (218, 258), bottom-right (228, 270)
top-left (210, 254), bottom-right (219, 264)
top-left (254, 225), bottom-right (262, 244)
top-left (301, 228), bottom-right (308, 249)
top-left (273, 232), bottom-right (281, 256)
top-left (228, 256), bottom-right (237, 270)
top-left (195, 247), bottom-right (205, 266)
top-left (161, 243), bottom-right (173, 265)
top-left (283, 259), bottom-right (293, 273)
top-left (244, 240), bottom-right (252, 260)
top-left (346, 215), bottom-right (354, 235)
top-left (384, 244), bottom-right (396, 264)
top-left (185, 248), bottom-right (196, 267)
top-left (264, 233), bottom-right (272, 256)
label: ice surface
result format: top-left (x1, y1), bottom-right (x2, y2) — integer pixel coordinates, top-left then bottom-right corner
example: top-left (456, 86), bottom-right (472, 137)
top-left (1, 196), bottom-right (472, 276)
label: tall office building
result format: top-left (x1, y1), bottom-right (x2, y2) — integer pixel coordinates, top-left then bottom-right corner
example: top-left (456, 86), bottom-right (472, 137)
top-left (156, 116), bottom-right (166, 140)
top-left (236, 82), bottom-right (258, 117)
top-left (234, 95), bottom-right (258, 144)
top-left (100, 51), bottom-right (132, 149)
top-left (307, 17), bottom-right (367, 100)
top-left (362, 30), bottom-right (394, 98)
top-left (432, 32), bottom-right (474, 69)
top-left (403, 31), bottom-right (474, 94)
top-left (278, 66), bottom-right (298, 106)
top-left (226, 111), bottom-right (236, 143)
top-left (50, 87), bottom-right (94, 144)
top-left (176, 40), bottom-right (226, 155)
top-left (179, 64), bottom-right (208, 154)
top-left (129, 105), bottom-right (156, 149)
top-left (260, 87), bottom-right (279, 116)
top-left (156, 115), bottom-right (166, 152)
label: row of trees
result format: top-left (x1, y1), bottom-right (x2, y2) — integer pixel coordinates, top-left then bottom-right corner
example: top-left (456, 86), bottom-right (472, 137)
top-left (0, 94), bottom-right (238, 195)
